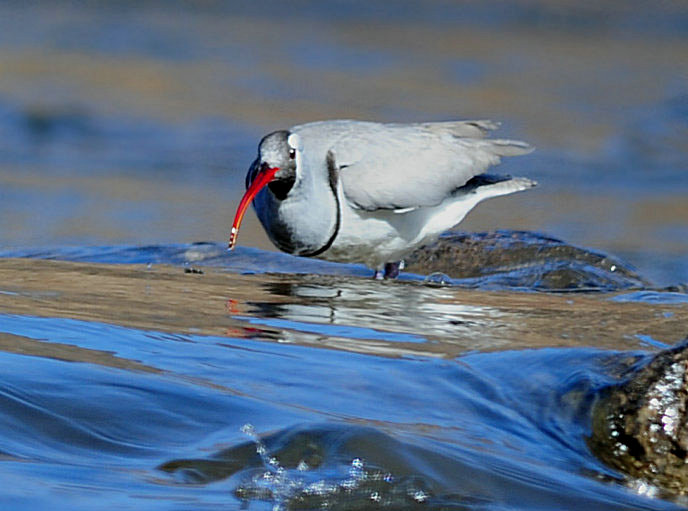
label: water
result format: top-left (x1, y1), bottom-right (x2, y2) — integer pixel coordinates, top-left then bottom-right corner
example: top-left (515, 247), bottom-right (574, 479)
top-left (1, 249), bottom-right (688, 509)
top-left (1, 1), bottom-right (687, 285)
top-left (1, 1), bottom-right (687, 509)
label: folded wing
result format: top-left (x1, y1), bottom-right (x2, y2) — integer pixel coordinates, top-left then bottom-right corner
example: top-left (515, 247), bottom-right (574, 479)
top-left (311, 120), bottom-right (533, 212)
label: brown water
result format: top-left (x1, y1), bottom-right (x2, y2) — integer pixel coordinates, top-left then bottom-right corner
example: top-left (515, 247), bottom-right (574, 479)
top-left (1, 258), bottom-right (686, 354)
top-left (0, 1), bottom-right (686, 284)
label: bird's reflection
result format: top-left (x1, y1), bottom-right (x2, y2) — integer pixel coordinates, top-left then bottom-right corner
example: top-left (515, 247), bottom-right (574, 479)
top-left (224, 277), bottom-right (512, 356)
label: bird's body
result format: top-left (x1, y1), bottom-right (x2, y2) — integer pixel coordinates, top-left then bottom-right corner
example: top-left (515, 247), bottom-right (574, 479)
top-left (230, 119), bottom-right (535, 277)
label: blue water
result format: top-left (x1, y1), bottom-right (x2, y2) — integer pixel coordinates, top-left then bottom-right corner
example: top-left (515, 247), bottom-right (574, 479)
top-left (0, 2), bottom-right (687, 285)
top-left (0, 311), bottom-right (679, 510)
top-left (0, 240), bottom-right (687, 509)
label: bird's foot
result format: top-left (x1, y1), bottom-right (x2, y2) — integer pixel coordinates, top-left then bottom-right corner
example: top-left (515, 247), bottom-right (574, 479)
top-left (383, 261), bottom-right (404, 279)
top-left (372, 261), bottom-right (404, 280)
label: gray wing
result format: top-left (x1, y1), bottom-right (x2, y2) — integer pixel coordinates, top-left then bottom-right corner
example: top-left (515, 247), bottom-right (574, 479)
top-left (301, 120), bottom-right (533, 211)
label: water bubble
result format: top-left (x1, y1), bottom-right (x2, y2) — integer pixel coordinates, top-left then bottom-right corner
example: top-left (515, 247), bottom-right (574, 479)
top-left (349, 458), bottom-right (366, 481)
top-left (424, 272), bottom-right (452, 286)
top-left (413, 489), bottom-right (428, 502)
top-left (235, 432), bottom-right (418, 510)
top-left (241, 423), bottom-right (282, 473)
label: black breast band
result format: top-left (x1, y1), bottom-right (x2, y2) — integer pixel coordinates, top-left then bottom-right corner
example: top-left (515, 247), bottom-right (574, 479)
top-left (300, 151), bottom-right (341, 258)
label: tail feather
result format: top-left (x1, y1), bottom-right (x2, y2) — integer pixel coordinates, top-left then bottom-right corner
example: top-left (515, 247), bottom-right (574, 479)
top-left (474, 176), bottom-right (537, 199)
top-left (489, 139), bottom-right (535, 157)
top-left (419, 175), bottom-right (536, 242)
top-left (454, 174), bottom-right (537, 198)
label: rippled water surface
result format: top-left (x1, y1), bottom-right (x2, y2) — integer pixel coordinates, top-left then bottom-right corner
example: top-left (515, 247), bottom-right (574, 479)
top-left (1, 248), bottom-right (688, 510)
top-left (1, 1), bottom-right (687, 509)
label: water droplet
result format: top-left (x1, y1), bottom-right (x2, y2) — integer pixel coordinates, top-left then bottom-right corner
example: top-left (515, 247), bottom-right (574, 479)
top-left (413, 489), bottom-right (428, 502)
top-left (424, 272), bottom-right (451, 286)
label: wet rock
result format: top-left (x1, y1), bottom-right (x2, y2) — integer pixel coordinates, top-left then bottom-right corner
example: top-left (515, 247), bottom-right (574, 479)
top-left (405, 230), bottom-right (649, 291)
top-left (1, 232), bottom-right (656, 292)
top-left (589, 338), bottom-right (688, 495)
top-left (160, 423), bottom-right (470, 510)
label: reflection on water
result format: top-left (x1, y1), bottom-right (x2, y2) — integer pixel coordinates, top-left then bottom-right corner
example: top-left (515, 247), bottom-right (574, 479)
top-left (244, 280), bottom-right (514, 354)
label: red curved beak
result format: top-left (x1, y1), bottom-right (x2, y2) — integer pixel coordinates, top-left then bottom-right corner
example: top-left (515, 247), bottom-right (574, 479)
top-left (228, 165), bottom-right (280, 250)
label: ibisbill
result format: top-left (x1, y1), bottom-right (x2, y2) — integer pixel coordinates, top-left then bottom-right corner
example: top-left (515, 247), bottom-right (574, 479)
top-left (229, 119), bottom-right (536, 279)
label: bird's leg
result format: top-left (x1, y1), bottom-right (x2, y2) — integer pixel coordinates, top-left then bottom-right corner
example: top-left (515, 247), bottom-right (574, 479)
top-left (383, 261), bottom-right (403, 279)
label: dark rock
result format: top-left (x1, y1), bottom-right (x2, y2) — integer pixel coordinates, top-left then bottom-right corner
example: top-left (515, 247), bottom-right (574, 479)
top-left (589, 338), bottom-right (688, 495)
top-left (405, 230), bottom-right (649, 292)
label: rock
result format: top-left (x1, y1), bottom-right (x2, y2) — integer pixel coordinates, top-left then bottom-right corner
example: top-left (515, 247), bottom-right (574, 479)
top-left (589, 338), bottom-right (688, 495)
top-left (405, 230), bottom-right (649, 291)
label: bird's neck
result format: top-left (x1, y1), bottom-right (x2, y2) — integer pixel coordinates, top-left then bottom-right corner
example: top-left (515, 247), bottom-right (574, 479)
top-left (257, 159), bottom-right (341, 257)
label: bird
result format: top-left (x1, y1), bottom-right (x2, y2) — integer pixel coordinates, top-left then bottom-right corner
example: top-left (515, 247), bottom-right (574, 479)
top-left (229, 119), bottom-right (536, 279)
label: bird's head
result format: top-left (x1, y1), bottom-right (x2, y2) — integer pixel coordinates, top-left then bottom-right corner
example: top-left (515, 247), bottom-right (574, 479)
top-left (228, 130), bottom-right (301, 250)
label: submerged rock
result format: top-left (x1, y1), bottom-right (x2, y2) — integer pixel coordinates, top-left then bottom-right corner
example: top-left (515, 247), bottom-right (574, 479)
top-left (405, 230), bottom-right (649, 291)
top-left (589, 338), bottom-right (688, 496)
top-left (159, 423), bottom-right (467, 510)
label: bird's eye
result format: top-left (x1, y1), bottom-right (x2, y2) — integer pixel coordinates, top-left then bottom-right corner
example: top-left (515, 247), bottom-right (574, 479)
top-left (289, 148), bottom-right (296, 160)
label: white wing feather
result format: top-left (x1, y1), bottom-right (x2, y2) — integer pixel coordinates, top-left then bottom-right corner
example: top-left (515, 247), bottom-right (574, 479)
top-left (294, 120), bottom-right (533, 211)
